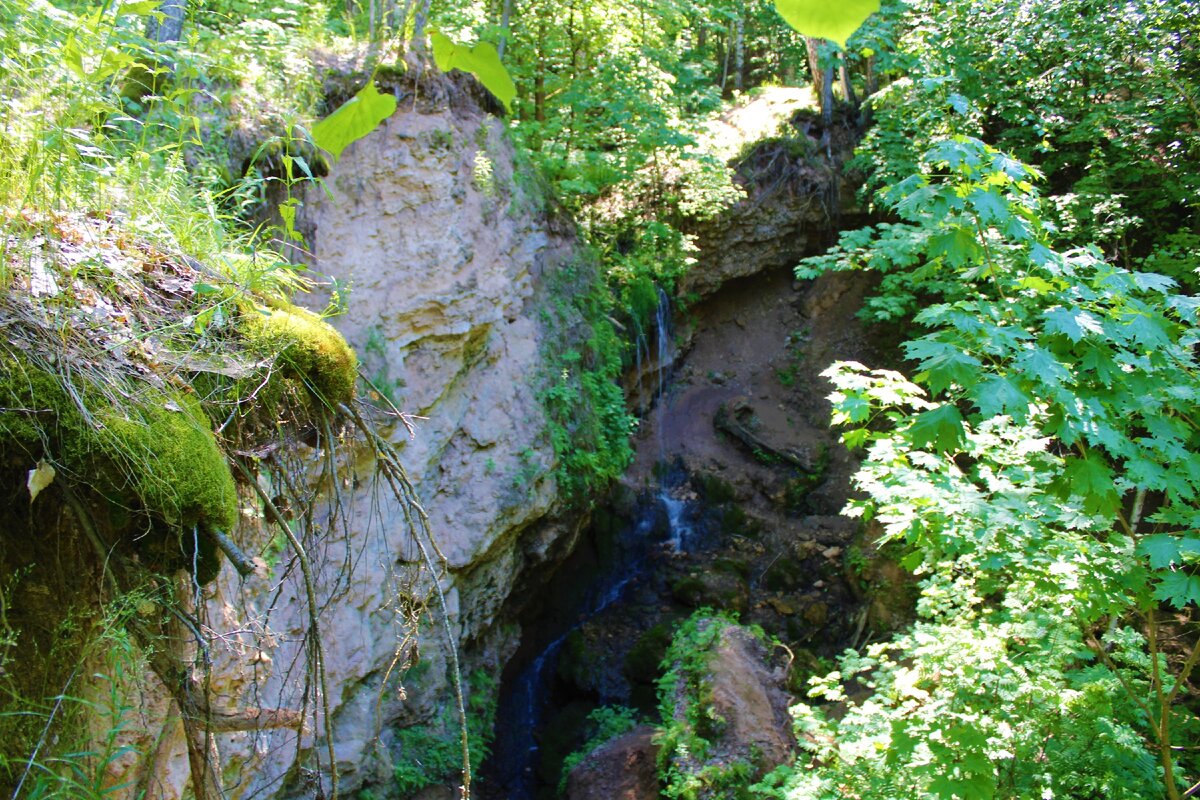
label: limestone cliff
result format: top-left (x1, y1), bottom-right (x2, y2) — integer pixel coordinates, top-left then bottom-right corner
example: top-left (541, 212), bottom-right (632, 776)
top-left (80, 81), bottom-right (589, 799)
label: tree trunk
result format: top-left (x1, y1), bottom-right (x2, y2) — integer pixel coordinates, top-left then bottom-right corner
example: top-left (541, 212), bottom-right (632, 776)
top-left (841, 62), bottom-right (858, 111)
top-left (806, 37), bottom-right (834, 129)
top-left (862, 53), bottom-right (876, 125)
top-left (146, 0), bottom-right (186, 45)
top-left (534, 18), bottom-right (547, 131)
top-left (497, 0), bottom-right (512, 59)
top-left (734, 7), bottom-right (744, 92)
top-left (411, 0), bottom-right (432, 49)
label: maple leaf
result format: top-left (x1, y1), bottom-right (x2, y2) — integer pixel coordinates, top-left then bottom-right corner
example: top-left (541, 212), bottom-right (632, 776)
top-left (908, 404), bottom-right (966, 453)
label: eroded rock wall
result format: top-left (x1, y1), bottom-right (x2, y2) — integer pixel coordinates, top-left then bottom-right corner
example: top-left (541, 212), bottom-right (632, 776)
top-left (130, 91), bottom-right (583, 799)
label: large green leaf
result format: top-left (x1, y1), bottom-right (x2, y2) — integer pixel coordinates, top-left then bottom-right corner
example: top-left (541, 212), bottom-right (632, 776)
top-left (430, 31), bottom-right (516, 113)
top-left (1154, 571), bottom-right (1200, 608)
top-left (310, 81), bottom-right (397, 161)
top-left (773, 0), bottom-right (880, 47)
top-left (907, 404), bottom-right (966, 453)
top-left (1056, 454), bottom-right (1120, 516)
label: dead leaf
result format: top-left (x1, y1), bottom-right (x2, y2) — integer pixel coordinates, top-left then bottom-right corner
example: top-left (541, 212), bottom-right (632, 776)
top-left (27, 460), bottom-right (56, 504)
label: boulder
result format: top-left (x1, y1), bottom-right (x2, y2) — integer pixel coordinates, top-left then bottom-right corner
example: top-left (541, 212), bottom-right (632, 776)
top-left (565, 725), bottom-right (661, 800)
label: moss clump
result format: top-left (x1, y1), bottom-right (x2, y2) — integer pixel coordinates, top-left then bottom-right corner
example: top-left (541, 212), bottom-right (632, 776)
top-left (104, 391), bottom-right (238, 532)
top-left (0, 355), bottom-right (237, 533)
top-left (241, 303), bottom-right (358, 406)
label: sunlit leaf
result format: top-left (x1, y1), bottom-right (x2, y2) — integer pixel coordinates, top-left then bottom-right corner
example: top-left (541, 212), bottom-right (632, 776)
top-left (772, 0), bottom-right (880, 48)
top-left (1154, 571), bottom-right (1200, 608)
top-left (1044, 307), bottom-right (1103, 343)
top-left (1058, 454), bottom-right (1120, 515)
top-left (310, 80), bottom-right (397, 161)
top-left (430, 31), bottom-right (516, 113)
top-left (1138, 535), bottom-right (1183, 569)
top-left (27, 460), bottom-right (55, 504)
top-left (117, 0), bottom-right (162, 16)
top-left (907, 404), bottom-right (965, 453)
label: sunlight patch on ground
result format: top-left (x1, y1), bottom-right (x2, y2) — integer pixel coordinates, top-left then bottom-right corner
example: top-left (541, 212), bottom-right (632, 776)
top-left (693, 86), bottom-right (817, 162)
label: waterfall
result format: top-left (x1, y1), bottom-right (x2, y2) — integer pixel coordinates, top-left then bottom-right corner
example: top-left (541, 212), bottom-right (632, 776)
top-left (648, 287), bottom-right (693, 553)
top-left (485, 287), bottom-right (691, 798)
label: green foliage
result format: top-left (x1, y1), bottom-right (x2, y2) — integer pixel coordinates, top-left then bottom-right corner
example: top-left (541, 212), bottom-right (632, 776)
top-left (310, 80), bottom-right (399, 161)
top-left (430, 31), bottom-right (516, 112)
top-left (783, 12), bottom-right (1200, 800)
top-left (791, 124), bottom-right (1200, 799)
top-left (0, 587), bottom-right (158, 798)
top-left (558, 705), bottom-right (639, 791)
top-left (772, 0), bottom-right (880, 48)
top-left (393, 670), bottom-right (498, 796)
top-left (763, 614), bottom-right (1164, 800)
top-left (538, 255), bottom-right (636, 503)
top-left (848, 0), bottom-right (1199, 264)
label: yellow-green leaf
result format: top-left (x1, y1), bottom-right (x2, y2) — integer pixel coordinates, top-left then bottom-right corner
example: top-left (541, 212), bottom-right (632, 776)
top-left (430, 31), bottom-right (516, 113)
top-left (117, 0), bottom-right (162, 16)
top-left (311, 81), bottom-right (397, 161)
top-left (773, 0), bottom-right (880, 48)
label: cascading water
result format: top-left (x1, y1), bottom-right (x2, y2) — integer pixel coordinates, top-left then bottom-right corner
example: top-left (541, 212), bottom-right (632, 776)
top-left (650, 287), bottom-right (694, 553)
top-left (483, 287), bottom-right (695, 799)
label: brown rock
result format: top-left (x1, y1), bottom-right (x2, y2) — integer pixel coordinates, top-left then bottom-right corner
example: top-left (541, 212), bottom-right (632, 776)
top-left (565, 725), bottom-right (661, 800)
top-left (766, 596), bottom-right (798, 616)
top-left (661, 620), bottom-right (795, 798)
top-left (802, 601), bottom-right (828, 626)
top-left (705, 626), bottom-right (796, 771)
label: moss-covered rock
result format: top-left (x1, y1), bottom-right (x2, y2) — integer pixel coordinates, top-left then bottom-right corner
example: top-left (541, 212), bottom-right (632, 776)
top-left (0, 355), bottom-right (237, 534)
top-left (241, 302), bottom-right (358, 406)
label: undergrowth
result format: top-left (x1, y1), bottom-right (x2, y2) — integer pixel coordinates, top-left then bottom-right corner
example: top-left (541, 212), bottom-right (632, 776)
top-left (538, 250), bottom-right (636, 504)
top-left (393, 670), bottom-right (498, 796)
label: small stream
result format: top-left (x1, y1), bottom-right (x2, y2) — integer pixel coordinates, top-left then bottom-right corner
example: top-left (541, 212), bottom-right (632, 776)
top-left (482, 480), bottom-right (702, 799)
top-left (481, 292), bottom-right (696, 799)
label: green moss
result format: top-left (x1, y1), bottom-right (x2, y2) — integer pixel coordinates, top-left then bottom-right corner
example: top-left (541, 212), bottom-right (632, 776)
top-left (0, 355), bottom-right (237, 533)
top-left (105, 391), bottom-right (238, 531)
top-left (693, 472), bottom-right (737, 504)
top-left (625, 621), bottom-right (675, 686)
top-left (241, 302), bottom-right (358, 406)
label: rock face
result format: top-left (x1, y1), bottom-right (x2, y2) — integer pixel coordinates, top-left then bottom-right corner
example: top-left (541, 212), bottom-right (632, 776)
top-left (565, 725), bottom-right (661, 800)
top-left (115, 84), bottom-right (585, 799)
top-left (704, 626), bottom-right (796, 771)
top-left (678, 105), bottom-right (862, 299)
top-left (660, 622), bottom-right (795, 796)
top-left (299, 96), bottom-right (569, 573)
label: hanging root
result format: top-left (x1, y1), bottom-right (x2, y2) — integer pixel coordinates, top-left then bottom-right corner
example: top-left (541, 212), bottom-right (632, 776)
top-left (206, 528), bottom-right (259, 577)
top-left (231, 456), bottom-right (340, 800)
top-left (340, 401), bottom-right (472, 800)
